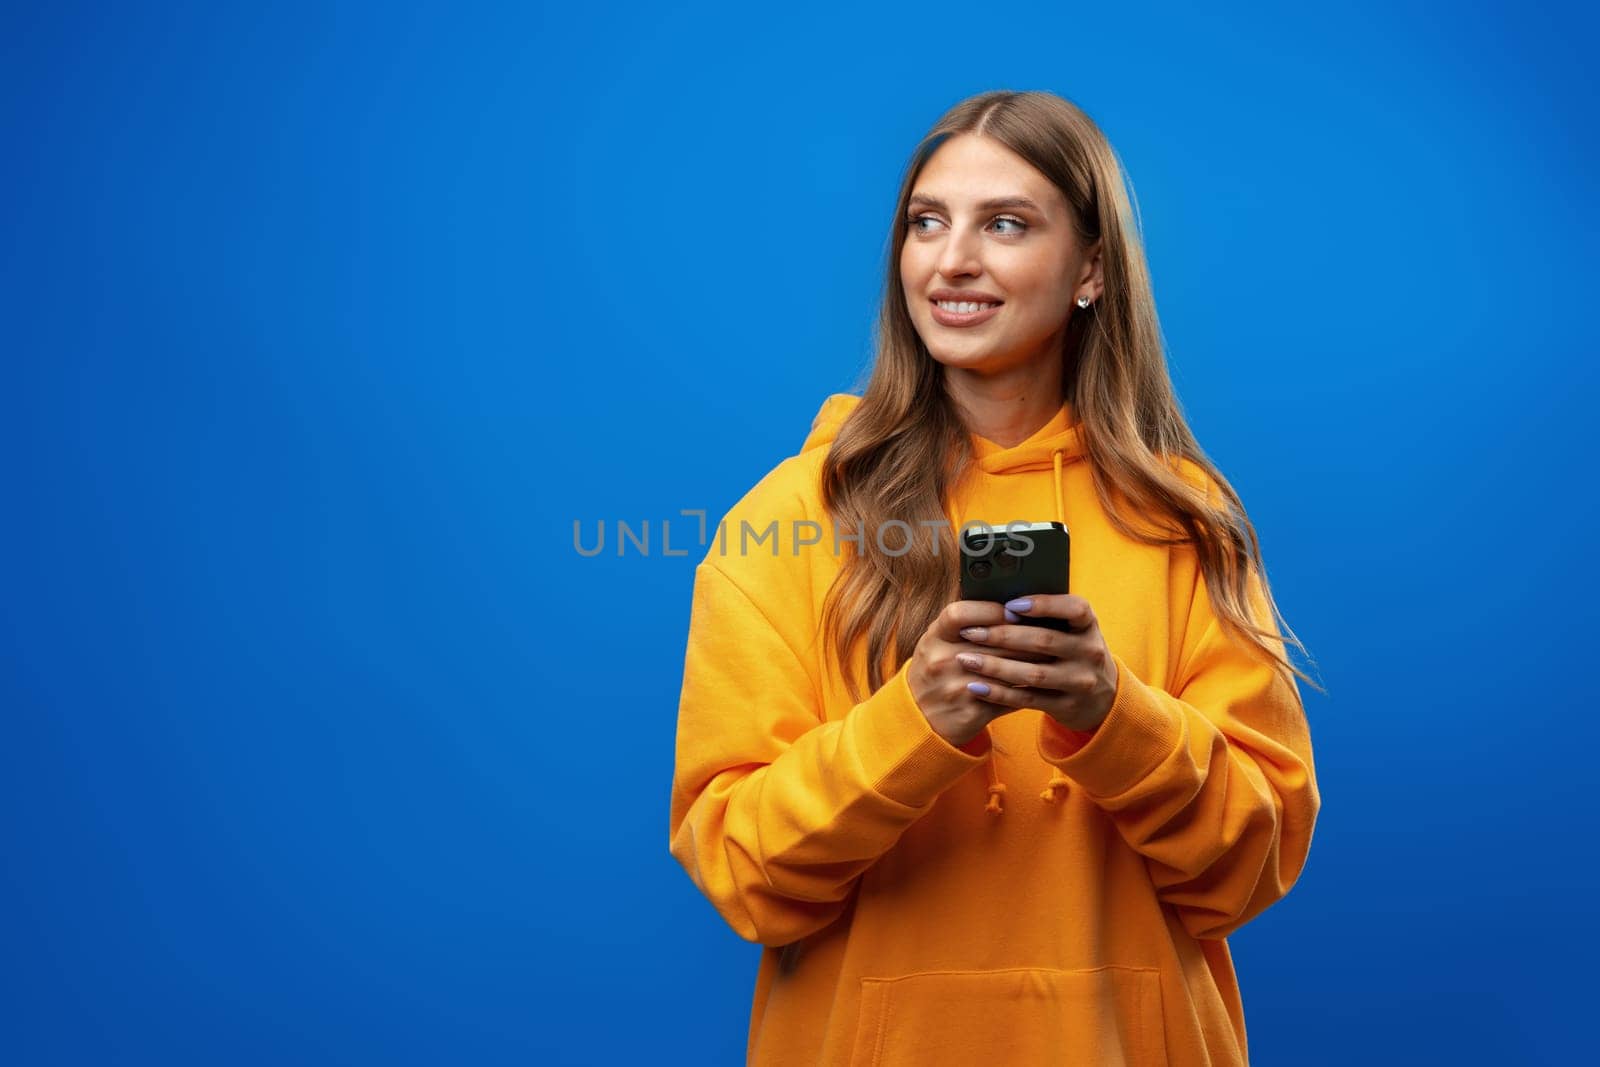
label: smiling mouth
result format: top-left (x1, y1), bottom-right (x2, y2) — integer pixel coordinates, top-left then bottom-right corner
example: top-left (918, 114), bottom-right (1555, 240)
top-left (929, 299), bottom-right (1004, 326)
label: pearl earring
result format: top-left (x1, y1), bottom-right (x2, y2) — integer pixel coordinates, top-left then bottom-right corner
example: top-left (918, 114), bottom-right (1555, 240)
top-left (1076, 295), bottom-right (1092, 309)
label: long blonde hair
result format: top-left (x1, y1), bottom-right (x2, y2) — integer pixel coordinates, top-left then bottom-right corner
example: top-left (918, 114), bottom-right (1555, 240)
top-left (820, 89), bottom-right (1323, 702)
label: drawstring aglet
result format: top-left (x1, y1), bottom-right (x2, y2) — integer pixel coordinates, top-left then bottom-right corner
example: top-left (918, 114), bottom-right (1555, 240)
top-left (985, 783), bottom-right (1007, 815)
top-left (1040, 773), bottom-right (1071, 803)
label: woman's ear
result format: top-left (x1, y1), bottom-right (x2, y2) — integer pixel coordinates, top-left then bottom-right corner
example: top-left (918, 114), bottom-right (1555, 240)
top-left (1083, 239), bottom-right (1104, 303)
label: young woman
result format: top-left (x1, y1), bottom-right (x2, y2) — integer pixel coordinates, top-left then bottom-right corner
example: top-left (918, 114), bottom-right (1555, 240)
top-left (668, 89), bottom-right (1322, 1067)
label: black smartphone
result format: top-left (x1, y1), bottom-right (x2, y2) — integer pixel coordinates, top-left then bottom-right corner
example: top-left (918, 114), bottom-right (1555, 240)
top-left (959, 522), bottom-right (1074, 633)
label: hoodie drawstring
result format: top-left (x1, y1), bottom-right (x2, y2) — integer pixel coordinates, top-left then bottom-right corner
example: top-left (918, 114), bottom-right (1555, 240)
top-left (1039, 448), bottom-right (1073, 804)
top-left (985, 756), bottom-right (1006, 815)
top-left (1052, 446), bottom-right (1066, 532)
top-left (982, 446), bottom-right (1074, 816)
top-left (1040, 771), bottom-right (1072, 803)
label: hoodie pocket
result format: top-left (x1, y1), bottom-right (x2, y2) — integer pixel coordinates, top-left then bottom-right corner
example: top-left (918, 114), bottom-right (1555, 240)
top-left (846, 965), bottom-right (1163, 1067)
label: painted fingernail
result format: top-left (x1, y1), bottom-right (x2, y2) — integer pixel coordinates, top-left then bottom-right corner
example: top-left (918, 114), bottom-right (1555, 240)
top-left (1004, 598), bottom-right (1033, 613)
top-left (1003, 609), bottom-right (1021, 623)
top-left (957, 653), bottom-right (982, 671)
top-left (960, 626), bottom-right (988, 641)
top-left (967, 681), bottom-right (991, 696)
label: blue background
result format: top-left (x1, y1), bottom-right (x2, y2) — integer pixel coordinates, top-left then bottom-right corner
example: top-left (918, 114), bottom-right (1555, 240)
top-left (4, 1), bottom-right (1596, 1063)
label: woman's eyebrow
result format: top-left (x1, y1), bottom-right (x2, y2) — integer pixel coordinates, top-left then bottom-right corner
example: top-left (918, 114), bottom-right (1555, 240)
top-left (908, 193), bottom-right (1045, 213)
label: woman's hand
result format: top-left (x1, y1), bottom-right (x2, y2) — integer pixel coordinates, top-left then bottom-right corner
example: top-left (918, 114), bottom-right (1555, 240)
top-left (954, 594), bottom-right (1119, 733)
top-left (907, 600), bottom-right (1027, 748)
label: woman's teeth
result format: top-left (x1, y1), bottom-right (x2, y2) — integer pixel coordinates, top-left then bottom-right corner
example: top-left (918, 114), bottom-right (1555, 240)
top-left (936, 301), bottom-right (999, 313)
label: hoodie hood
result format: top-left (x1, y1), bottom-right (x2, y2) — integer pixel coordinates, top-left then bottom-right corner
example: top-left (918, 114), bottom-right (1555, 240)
top-left (804, 392), bottom-right (1084, 466)
top-left (801, 392), bottom-right (1084, 815)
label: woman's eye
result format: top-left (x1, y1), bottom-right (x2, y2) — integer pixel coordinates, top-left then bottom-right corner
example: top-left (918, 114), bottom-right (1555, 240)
top-left (905, 215), bottom-right (1027, 235)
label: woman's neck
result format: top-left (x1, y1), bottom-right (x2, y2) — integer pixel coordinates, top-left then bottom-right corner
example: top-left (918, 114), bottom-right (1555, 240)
top-left (946, 360), bottom-right (1066, 448)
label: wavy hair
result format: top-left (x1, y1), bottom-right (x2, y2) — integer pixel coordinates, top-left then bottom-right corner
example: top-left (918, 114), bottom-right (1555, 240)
top-left (819, 89), bottom-right (1323, 703)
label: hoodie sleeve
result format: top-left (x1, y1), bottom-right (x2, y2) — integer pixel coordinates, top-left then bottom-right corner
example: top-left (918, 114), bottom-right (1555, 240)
top-left (1035, 562), bottom-right (1321, 941)
top-left (669, 559), bottom-right (987, 948)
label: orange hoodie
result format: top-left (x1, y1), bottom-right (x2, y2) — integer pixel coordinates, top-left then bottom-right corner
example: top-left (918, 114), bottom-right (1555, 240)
top-left (668, 393), bottom-right (1321, 1066)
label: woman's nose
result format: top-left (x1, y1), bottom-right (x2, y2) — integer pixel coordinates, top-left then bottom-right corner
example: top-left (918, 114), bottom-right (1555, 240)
top-left (937, 226), bottom-right (982, 277)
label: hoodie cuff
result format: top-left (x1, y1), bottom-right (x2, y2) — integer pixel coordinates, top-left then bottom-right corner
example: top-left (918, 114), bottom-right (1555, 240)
top-left (1036, 651), bottom-right (1180, 800)
top-left (857, 660), bottom-right (988, 809)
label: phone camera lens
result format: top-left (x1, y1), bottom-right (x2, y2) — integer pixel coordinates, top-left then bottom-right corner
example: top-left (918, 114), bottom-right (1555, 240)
top-left (970, 559), bottom-right (992, 580)
top-left (996, 552), bottom-right (1020, 573)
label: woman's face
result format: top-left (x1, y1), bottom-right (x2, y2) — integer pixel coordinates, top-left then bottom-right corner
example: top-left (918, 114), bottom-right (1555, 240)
top-left (899, 133), bottom-right (1101, 376)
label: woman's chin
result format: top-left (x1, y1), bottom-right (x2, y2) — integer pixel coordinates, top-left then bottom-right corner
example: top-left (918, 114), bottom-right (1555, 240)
top-left (926, 346), bottom-right (1013, 374)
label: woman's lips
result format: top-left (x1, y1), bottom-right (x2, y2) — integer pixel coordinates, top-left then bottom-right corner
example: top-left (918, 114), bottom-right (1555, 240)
top-left (930, 300), bottom-right (1002, 327)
